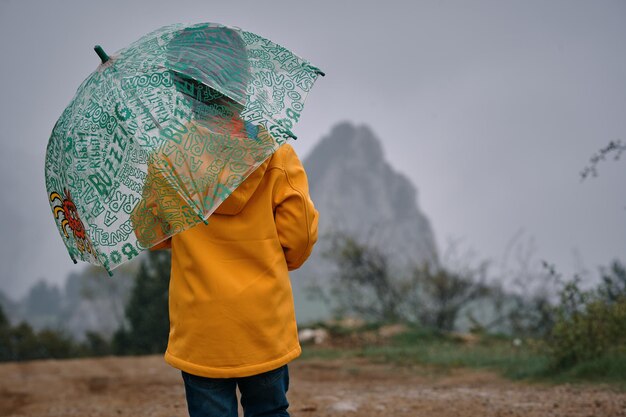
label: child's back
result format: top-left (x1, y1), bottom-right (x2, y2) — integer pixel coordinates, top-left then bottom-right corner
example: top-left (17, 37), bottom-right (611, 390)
top-left (162, 142), bottom-right (319, 378)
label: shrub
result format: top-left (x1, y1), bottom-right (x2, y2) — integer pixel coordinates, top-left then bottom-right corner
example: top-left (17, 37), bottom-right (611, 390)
top-left (547, 271), bottom-right (626, 370)
top-left (317, 231), bottom-right (492, 330)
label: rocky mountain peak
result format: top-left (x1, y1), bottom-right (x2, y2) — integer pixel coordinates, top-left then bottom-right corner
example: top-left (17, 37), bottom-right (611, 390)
top-left (293, 121), bottom-right (440, 322)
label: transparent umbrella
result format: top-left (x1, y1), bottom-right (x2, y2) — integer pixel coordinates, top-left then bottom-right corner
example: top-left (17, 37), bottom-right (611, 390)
top-left (44, 22), bottom-right (324, 274)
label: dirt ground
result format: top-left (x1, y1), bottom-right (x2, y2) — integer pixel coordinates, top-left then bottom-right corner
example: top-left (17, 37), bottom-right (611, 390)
top-left (1, 354), bottom-right (625, 417)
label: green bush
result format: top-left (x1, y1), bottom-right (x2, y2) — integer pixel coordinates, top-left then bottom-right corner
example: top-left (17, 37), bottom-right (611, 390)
top-left (80, 331), bottom-right (112, 357)
top-left (0, 320), bottom-right (79, 361)
top-left (0, 304), bottom-right (113, 362)
top-left (547, 271), bottom-right (626, 370)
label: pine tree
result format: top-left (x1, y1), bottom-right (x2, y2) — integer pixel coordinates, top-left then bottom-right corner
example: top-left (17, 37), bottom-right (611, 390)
top-left (0, 305), bottom-right (11, 360)
top-left (113, 250), bottom-right (171, 354)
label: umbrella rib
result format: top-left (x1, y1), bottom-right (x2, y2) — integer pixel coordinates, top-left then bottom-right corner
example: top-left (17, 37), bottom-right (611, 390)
top-left (128, 93), bottom-right (163, 131)
top-left (136, 96), bottom-right (162, 130)
top-left (110, 64), bottom-right (163, 130)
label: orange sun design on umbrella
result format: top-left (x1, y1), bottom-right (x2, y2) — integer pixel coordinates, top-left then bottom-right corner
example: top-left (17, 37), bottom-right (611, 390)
top-left (50, 189), bottom-right (93, 254)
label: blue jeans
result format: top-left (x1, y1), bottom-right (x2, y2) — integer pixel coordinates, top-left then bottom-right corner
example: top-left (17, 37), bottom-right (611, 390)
top-left (181, 364), bottom-right (290, 417)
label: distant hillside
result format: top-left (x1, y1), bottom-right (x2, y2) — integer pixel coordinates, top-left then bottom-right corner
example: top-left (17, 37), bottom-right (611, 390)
top-left (292, 121), bottom-right (439, 323)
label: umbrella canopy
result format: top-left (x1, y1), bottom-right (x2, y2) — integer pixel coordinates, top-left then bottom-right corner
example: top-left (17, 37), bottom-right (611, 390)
top-left (45, 22), bottom-right (324, 274)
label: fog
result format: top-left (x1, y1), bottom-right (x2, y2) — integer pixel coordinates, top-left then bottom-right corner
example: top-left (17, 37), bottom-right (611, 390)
top-left (0, 0), bottom-right (624, 298)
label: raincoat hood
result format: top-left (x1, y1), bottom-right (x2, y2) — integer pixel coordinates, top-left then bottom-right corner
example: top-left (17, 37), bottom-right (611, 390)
top-left (214, 155), bottom-right (272, 216)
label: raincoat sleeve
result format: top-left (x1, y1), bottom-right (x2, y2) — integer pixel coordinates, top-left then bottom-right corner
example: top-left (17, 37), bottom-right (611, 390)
top-left (273, 145), bottom-right (319, 271)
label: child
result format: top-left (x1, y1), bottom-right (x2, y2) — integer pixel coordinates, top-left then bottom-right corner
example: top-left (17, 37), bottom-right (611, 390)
top-left (131, 26), bottom-right (319, 416)
top-left (150, 138), bottom-right (318, 417)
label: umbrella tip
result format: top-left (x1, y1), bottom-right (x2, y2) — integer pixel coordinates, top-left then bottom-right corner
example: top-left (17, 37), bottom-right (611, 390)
top-left (307, 64), bottom-right (325, 77)
top-left (197, 213), bottom-right (209, 225)
top-left (94, 45), bottom-right (110, 64)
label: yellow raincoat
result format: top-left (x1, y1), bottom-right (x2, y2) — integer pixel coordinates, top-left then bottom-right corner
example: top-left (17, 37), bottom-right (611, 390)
top-left (136, 128), bottom-right (319, 377)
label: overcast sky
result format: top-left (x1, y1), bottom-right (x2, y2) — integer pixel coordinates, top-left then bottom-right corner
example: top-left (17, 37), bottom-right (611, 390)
top-left (0, 0), bottom-right (624, 298)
